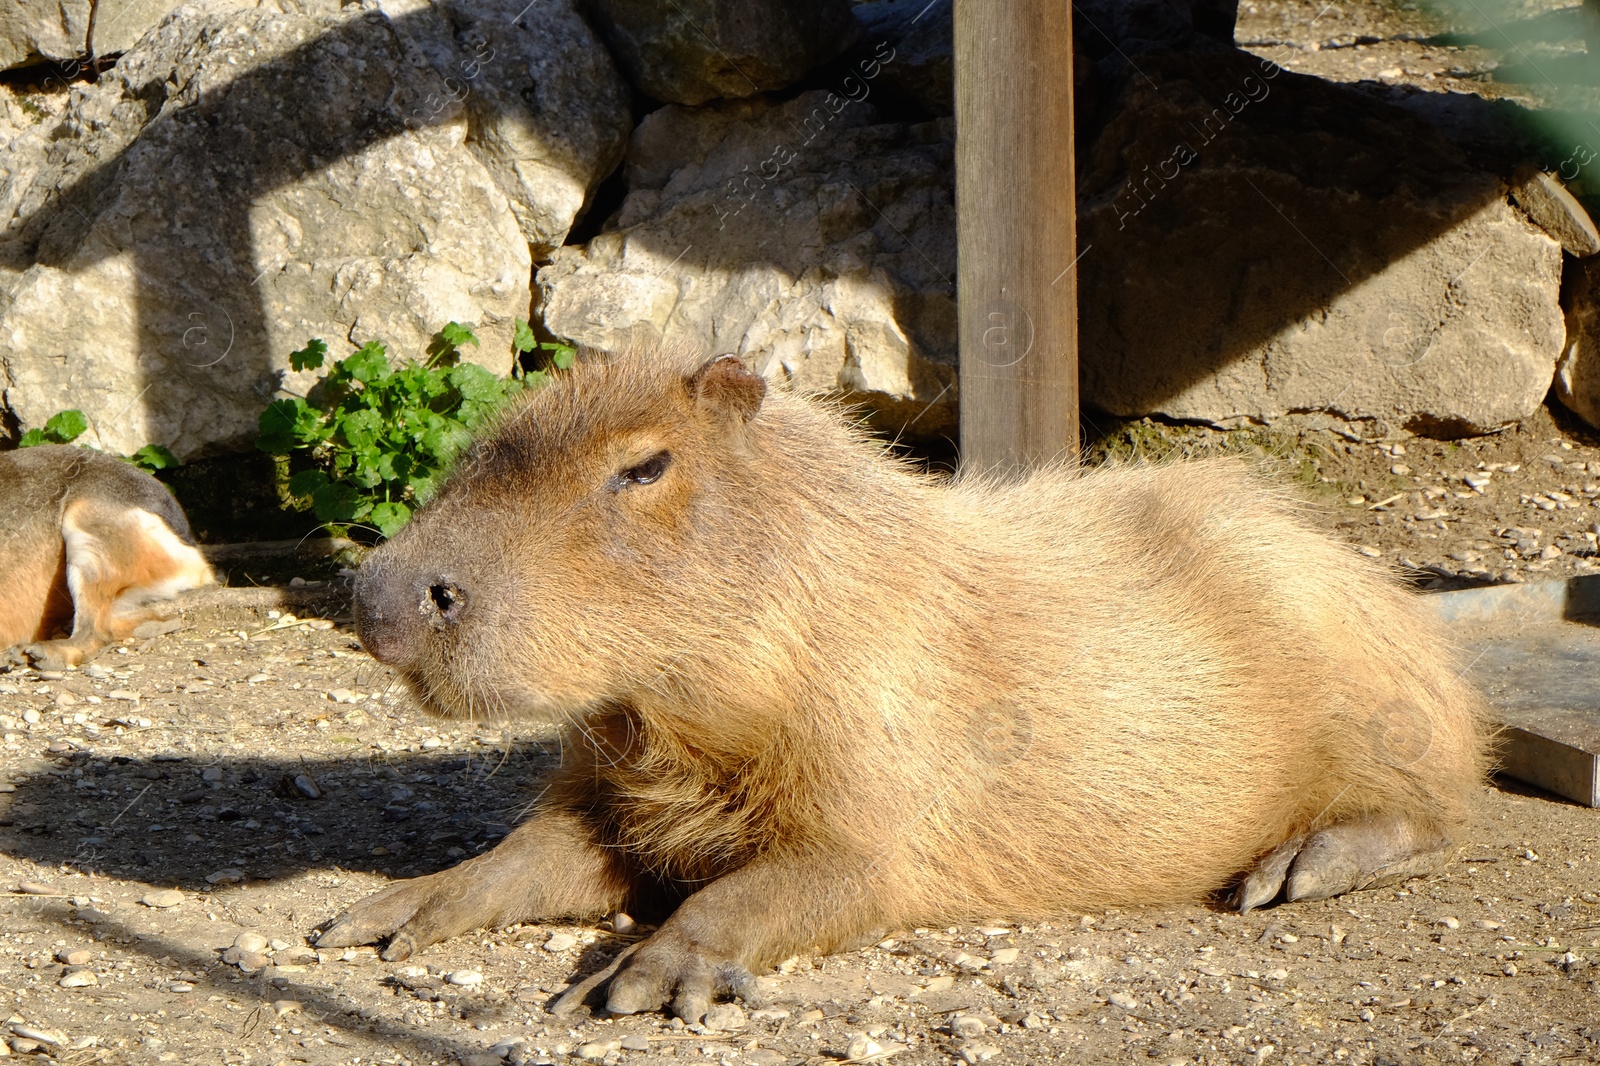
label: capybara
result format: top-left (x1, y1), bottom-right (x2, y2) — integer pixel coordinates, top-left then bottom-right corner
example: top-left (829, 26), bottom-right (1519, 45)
top-left (0, 445), bottom-right (214, 669)
top-left (319, 348), bottom-right (1486, 1021)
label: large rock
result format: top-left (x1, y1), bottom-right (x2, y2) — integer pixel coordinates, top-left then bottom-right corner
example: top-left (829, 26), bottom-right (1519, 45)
top-left (93, 0), bottom-right (188, 57)
top-left (581, 0), bottom-right (859, 105)
top-left (0, 3), bottom-right (89, 70)
top-left (537, 91), bottom-right (957, 435)
top-left (1077, 51), bottom-right (1564, 438)
top-left (376, 0), bottom-right (630, 255)
top-left (0, 0), bottom-right (537, 459)
top-left (1556, 258), bottom-right (1600, 430)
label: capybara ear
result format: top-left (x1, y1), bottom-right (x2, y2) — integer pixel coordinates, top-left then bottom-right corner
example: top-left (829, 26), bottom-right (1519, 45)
top-left (686, 354), bottom-right (766, 423)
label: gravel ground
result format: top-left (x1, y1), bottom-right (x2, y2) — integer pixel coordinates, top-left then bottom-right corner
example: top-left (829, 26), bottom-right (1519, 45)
top-left (0, 592), bottom-right (1596, 1066)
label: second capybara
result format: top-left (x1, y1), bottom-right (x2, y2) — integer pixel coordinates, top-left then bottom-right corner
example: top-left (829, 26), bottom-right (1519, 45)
top-left (319, 347), bottom-right (1486, 1021)
top-left (0, 444), bottom-right (214, 669)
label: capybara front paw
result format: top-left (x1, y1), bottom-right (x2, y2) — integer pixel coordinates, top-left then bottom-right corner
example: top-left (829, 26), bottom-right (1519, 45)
top-left (6, 641), bottom-right (78, 671)
top-left (316, 869), bottom-right (497, 962)
top-left (605, 929), bottom-right (763, 1022)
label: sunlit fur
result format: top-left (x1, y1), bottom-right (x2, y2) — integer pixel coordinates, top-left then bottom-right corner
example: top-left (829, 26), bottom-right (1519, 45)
top-left (365, 345), bottom-right (1487, 931)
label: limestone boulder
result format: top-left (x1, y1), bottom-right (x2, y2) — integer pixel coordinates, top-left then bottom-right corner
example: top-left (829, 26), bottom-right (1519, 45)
top-left (1077, 50), bottom-right (1564, 438)
top-left (0, 0), bottom-right (535, 459)
top-left (0, 2), bottom-right (88, 71)
top-left (1556, 258), bottom-right (1600, 431)
top-left (537, 91), bottom-right (957, 435)
top-left (376, 0), bottom-right (631, 255)
top-left (580, 0), bottom-right (860, 105)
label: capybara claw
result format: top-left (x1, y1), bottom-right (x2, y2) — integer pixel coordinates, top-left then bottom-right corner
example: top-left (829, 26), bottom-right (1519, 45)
top-left (1238, 817), bottom-right (1454, 912)
top-left (381, 932), bottom-right (420, 963)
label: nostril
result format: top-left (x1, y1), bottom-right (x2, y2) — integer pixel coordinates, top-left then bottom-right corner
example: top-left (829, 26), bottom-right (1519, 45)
top-left (428, 582), bottom-right (467, 623)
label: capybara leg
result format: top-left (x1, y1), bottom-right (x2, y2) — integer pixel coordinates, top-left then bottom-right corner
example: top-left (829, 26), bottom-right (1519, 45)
top-left (607, 859), bottom-right (886, 1022)
top-left (1236, 814), bottom-right (1455, 912)
top-left (316, 811), bottom-right (629, 961)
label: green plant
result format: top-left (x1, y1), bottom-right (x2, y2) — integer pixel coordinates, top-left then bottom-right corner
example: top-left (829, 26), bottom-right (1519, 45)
top-left (256, 321), bottom-right (569, 538)
top-left (16, 409), bottom-right (181, 473)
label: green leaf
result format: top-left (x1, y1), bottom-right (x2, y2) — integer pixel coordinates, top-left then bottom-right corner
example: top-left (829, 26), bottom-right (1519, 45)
top-left (289, 339), bottom-right (328, 372)
top-left (257, 398), bottom-right (315, 454)
top-left (449, 362), bottom-right (502, 403)
top-left (311, 481), bottom-right (366, 522)
top-left (343, 342), bottom-right (391, 384)
top-left (540, 341), bottom-right (577, 370)
top-left (369, 501), bottom-right (413, 538)
top-left (18, 428), bottom-right (46, 447)
top-left (43, 409), bottom-right (88, 444)
top-left (129, 444), bottom-right (179, 471)
top-left (512, 318), bottom-right (537, 354)
top-left (287, 469), bottom-right (330, 499)
top-left (339, 408), bottom-right (384, 451)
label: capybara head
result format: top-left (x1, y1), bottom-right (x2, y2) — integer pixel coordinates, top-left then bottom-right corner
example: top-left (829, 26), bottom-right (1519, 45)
top-left (355, 350), bottom-right (783, 722)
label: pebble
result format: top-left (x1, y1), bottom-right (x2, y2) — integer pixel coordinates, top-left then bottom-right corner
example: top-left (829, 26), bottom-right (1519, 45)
top-left (1439, 916), bottom-right (1461, 930)
top-left (977, 925), bottom-right (1011, 936)
top-left (619, 1035), bottom-right (650, 1051)
top-left (107, 689), bottom-right (140, 702)
top-left (10, 1027), bottom-right (59, 1046)
top-left (16, 881), bottom-right (54, 895)
top-left (544, 932), bottom-right (578, 952)
top-left (167, 982), bottom-right (197, 993)
top-left (1355, 546), bottom-right (1381, 558)
top-left (57, 971), bottom-right (97, 988)
top-left (951, 1014), bottom-right (989, 1037)
top-left (958, 1044), bottom-right (999, 1063)
top-left (57, 949), bottom-right (91, 966)
top-left (847, 1035), bottom-right (884, 1060)
top-left (223, 948), bottom-right (272, 972)
top-left (293, 775), bottom-right (322, 799)
top-left (1476, 919), bottom-right (1503, 930)
top-left (446, 970), bottom-right (483, 987)
top-left (20, 710), bottom-right (40, 724)
top-left (703, 1003), bottom-right (746, 1030)
top-left (272, 1000), bottom-right (301, 1016)
top-left (206, 868), bottom-right (244, 885)
top-left (609, 911), bottom-right (637, 935)
top-left (326, 689), bottom-right (357, 704)
top-left (53, 691), bottom-right (76, 707)
top-left (745, 1051), bottom-right (785, 1066)
top-left (1107, 991), bottom-right (1139, 1010)
top-left (140, 889), bottom-right (185, 908)
top-left (421, 736), bottom-right (445, 750)
top-left (234, 932), bottom-right (270, 953)
top-left (989, 946), bottom-right (1020, 964)
top-left (246, 673), bottom-right (270, 684)
top-left (575, 1040), bottom-right (620, 1060)
top-left (1279, 933), bottom-right (1299, 943)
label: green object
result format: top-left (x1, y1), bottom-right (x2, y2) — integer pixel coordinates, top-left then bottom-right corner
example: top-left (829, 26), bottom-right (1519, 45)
top-left (18, 409), bottom-right (89, 447)
top-left (257, 322), bottom-right (550, 539)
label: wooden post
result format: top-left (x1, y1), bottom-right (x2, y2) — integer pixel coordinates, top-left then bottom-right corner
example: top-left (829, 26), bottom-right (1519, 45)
top-left (954, 0), bottom-right (1079, 474)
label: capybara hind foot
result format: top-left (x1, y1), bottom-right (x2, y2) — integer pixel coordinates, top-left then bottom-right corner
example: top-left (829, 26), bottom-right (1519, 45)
top-left (1236, 815), bottom-right (1456, 912)
top-left (316, 812), bottom-right (628, 961)
top-left (9, 638), bottom-right (95, 671)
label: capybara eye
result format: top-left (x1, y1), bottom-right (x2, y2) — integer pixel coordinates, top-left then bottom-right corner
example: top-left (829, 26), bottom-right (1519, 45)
top-left (618, 451), bottom-right (672, 488)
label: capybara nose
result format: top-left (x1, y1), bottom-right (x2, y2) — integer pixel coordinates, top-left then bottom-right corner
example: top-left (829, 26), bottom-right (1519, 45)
top-left (354, 565), bottom-right (469, 665)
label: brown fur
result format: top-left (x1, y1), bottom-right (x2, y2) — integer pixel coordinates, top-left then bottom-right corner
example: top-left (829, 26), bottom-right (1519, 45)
top-left (323, 347), bottom-right (1487, 1019)
top-left (0, 445), bottom-right (214, 668)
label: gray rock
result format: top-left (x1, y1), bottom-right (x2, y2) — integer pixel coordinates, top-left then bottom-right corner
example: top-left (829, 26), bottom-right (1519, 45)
top-left (1076, 51), bottom-right (1563, 438)
top-left (538, 91), bottom-right (956, 437)
top-left (93, 0), bottom-right (187, 58)
top-left (1510, 165), bottom-right (1600, 258)
top-left (375, 0), bottom-right (630, 254)
top-left (852, 0), bottom-right (952, 114)
top-left (0, 0), bottom-right (536, 459)
top-left (1557, 257), bottom-right (1600, 430)
top-left (581, 0), bottom-right (859, 105)
top-left (0, 2), bottom-right (89, 71)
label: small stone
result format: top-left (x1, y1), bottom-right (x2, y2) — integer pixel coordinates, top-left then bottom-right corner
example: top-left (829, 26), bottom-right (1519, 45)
top-left (1503, 962), bottom-right (1518, 976)
top-left (1279, 933), bottom-right (1299, 943)
top-left (703, 1003), bottom-right (746, 1030)
top-left (224, 949), bottom-right (272, 972)
top-left (1355, 545), bottom-right (1381, 558)
top-left (951, 1015), bottom-right (989, 1037)
top-left (576, 1040), bottom-right (620, 1060)
top-left (1391, 464), bottom-right (1411, 476)
top-left (9, 1026), bottom-right (59, 1046)
top-left (272, 1000), bottom-right (301, 1016)
top-left (326, 688), bottom-right (356, 704)
top-left (958, 1044), bottom-right (999, 1064)
top-left (1108, 991), bottom-right (1139, 1010)
top-left (293, 775), bottom-right (322, 799)
top-left (618, 1035), bottom-right (650, 1052)
top-left (544, 932), bottom-right (578, 952)
top-left (108, 689), bottom-right (140, 702)
top-left (46, 740), bottom-right (72, 753)
top-left (745, 1051), bottom-right (785, 1066)
top-left (977, 925), bottom-right (1011, 936)
top-left (58, 971), bottom-right (97, 988)
top-left (166, 981), bottom-right (196, 993)
top-left (609, 911), bottom-right (637, 935)
top-left (989, 947), bottom-right (1020, 964)
top-left (20, 710), bottom-right (40, 724)
top-left (459, 1056), bottom-right (502, 1066)
top-left (206, 868), bottom-right (244, 885)
top-left (446, 969), bottom-right (484, 986)
top-left (53, 691), bottom-right (76, 707)
top-left (201, 767), bottom-right (223, 782)
top-left (847, 1035), bottom-right (884, 1060)
top-left (1265, 968), bottom-right (1289, 981)
top-left (246, 673), bottom-right (269, 684)
top-left (234, 932), bottom-right (270, 953)
top-left (141, 889), bottom-right (185, 908)
top-left (421, 736), bottom-right (445, 750)
top-left (1439, 916), bottom-right (1460, 930)
top-left (1541, 544), bottom-right (1564, 560)
top-left (1475, 919), bottom-right (1503, 930)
